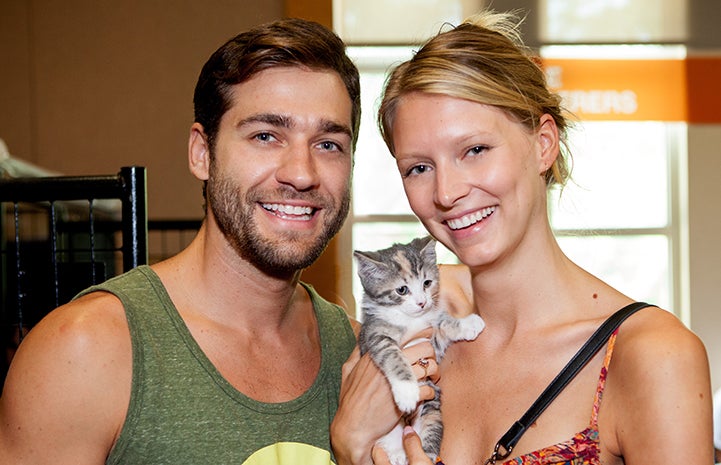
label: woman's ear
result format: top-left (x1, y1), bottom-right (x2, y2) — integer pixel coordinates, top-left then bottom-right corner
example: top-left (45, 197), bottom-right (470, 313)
top-left (536, 114), bottom-right (560, 175)
top-left (189, 122), bottom-right (210, 181)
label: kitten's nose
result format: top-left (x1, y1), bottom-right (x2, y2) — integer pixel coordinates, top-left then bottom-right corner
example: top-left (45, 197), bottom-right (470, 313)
top-left (417, 299), bottom-right (426, 308)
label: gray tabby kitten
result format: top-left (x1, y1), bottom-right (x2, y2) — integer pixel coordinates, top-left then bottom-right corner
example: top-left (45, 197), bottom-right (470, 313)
top-left (355, 236), bottom-right (485, 465)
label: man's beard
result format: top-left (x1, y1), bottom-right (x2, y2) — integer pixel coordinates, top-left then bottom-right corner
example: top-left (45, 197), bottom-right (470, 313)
top-left (207, 165), bottom-right (350, 278)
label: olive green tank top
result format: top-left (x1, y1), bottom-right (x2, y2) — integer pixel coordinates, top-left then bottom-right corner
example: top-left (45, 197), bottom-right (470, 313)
top-left (77, 265), bottom-right (356, 465)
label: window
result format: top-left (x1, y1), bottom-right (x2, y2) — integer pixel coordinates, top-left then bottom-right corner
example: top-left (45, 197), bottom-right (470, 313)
top-left (549, 120), bottom-right (687, 313)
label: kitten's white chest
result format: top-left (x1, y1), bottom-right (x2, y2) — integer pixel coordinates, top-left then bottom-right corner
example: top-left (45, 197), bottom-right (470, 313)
top-left (392, 308), bottom-right (439, 341)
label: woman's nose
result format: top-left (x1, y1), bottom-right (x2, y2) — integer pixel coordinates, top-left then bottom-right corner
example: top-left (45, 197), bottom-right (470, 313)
top-left (434, 164), bottom-right (469, 208)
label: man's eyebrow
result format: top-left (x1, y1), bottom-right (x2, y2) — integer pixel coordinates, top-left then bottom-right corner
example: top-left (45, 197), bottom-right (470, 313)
top-left (319, 120), bottom-right (352, 139)
top-left (239, 113), bottom-right (352, 139)
top-left (238, 113), bottom-right (293, 129)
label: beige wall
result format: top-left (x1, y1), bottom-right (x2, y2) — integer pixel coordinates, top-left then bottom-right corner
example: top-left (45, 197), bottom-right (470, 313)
top-left (0, 0), bottom-right (283, 220)
top-left (0, 0), bottom-right (342, 305)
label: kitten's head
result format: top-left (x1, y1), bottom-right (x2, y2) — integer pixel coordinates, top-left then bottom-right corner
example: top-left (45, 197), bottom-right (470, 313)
top-left (354, 236), bottom-right (439, 317)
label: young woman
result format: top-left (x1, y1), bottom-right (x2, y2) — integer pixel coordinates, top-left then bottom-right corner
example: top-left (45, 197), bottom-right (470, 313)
top-left (332, 10), bottom-right (713, 465)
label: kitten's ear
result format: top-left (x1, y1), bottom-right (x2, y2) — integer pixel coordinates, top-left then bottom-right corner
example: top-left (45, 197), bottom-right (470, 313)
top-left (414, 236), bottom-right (437, 262)
top-left (354, 250), bottom-right (388, 291)
top-left (353, 250), bottom-right (384, 275)
top-left (354, 250), bottom-right (381, 264)
top-left (412, 235), bottom-right (435, 249)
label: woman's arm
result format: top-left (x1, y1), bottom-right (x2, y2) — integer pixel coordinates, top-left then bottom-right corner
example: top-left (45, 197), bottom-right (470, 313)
top-left (609, 308), bottom-right (713, 464)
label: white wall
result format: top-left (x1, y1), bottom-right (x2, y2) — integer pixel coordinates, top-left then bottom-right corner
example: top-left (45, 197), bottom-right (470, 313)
top-left (688, 124), bottom-right (721, 391)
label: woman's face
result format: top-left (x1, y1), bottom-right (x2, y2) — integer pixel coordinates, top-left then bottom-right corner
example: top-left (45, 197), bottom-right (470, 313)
top-left (390, 92), bottom-right (558, 268)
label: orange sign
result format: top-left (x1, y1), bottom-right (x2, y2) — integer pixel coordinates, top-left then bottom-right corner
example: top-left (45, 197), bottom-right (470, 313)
top-left (541, 57), bottom-right (721, 123)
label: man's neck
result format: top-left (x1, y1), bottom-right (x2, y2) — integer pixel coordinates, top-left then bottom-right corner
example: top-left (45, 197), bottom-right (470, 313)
top-left (153, 222), bottom-right (306, 332)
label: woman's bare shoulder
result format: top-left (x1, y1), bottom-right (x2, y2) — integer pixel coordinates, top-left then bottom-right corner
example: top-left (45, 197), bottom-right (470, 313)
top-left (613, 305), bottom-right (705, 361)
top-left (604, 306), bottom-right (711, 463)
top-left (438, 264), bottom-right (473, 317)
top-left (608, 305), bottom-right (707, 381)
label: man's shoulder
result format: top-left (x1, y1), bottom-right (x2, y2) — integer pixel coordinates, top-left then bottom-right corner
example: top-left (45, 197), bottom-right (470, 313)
top-left (20, 291), bottom-right (130, 366)
top-left (0, 291), bottom-right (132, 461)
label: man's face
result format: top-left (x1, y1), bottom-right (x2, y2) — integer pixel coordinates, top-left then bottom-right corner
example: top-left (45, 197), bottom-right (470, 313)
top-left (204, 67), bottom-right (353, 277)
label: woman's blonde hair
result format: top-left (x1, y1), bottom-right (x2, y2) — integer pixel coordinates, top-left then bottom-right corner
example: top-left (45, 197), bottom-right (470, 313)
top-left (378, 10), bottom-right (572, 187)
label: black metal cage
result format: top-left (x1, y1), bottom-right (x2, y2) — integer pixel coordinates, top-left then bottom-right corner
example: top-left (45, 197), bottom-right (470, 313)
top-left (0, 166), bottom-right (148, 381)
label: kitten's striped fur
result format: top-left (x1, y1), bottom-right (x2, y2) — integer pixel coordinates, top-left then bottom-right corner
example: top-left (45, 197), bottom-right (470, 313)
top-left (355, 236), bottom-right (485, 465)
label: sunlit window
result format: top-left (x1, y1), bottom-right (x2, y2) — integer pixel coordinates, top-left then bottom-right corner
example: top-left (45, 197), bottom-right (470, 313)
top-left (549, 120), bottom-right (686, 310)
top-left (539, 0), bottom-right (688, 43)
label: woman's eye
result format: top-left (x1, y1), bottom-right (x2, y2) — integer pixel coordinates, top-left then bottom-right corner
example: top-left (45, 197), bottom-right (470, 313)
top-left (396, 286), bottom-right (409, 296)
top-left (405, 164), bottom-right (431, 177)
top-left (468, 145), bottom-right (489, 156)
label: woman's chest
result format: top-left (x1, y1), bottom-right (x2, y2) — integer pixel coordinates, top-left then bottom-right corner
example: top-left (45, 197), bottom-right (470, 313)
top-left (437, 341), bottom-right (605, 465)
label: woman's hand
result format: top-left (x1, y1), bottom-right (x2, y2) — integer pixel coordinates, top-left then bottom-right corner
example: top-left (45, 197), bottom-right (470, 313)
top-left (331, 332), bottom-right (438, 465)
top-left (371, 426), bottom-right (434, 465)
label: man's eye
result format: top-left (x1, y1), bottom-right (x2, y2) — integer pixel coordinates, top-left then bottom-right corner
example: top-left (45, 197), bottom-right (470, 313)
top-left (254, 133), bottom-right (276, 142)
top-left (318, 141), bottom-right (342, 152)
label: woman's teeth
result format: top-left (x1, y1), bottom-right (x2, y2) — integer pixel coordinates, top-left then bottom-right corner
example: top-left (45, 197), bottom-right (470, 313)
top-left (447, 206), bottom-right (496, 230)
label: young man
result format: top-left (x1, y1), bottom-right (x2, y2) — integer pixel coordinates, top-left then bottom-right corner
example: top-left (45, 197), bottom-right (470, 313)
top-left (0, 18), bottom-right (361, 464)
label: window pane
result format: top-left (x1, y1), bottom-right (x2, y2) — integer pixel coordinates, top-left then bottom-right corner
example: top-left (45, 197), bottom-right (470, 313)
top-left (550, 121), bottom-right (669, 230)
top-left (351, 48), bottom-right (415, 216)
top-left (540, 0), bottom-right (688, 43)
top-left (558, 234), bottom-right (671, 309)
top-left (334, 0), bottom-right (485, 44)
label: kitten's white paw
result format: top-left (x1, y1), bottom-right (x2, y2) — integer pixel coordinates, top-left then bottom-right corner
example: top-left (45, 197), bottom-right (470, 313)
top-left (378, 426), bottom-right (407, 465)
top-left (459, 314), bottom-right (486, 340)
top-left (385, 449), bottom-right (409, 465)
top-left (391, 379), bottom-right (420, 413)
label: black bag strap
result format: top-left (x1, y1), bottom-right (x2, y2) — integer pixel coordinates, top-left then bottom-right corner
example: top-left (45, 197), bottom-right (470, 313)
top-left (484, 302), bottom-right (652, 465)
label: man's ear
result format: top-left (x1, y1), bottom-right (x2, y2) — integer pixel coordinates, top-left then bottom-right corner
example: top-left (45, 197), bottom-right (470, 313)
top-left (536, 114), bottom-right (560, 175)
top-left (189, 122), bottom-right (210, 181)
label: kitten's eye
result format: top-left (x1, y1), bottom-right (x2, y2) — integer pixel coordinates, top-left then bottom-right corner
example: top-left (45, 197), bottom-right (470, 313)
top-left (423, 280), bottom-right (433, 289)
top-left (396, 286), bottom-right (409, 296)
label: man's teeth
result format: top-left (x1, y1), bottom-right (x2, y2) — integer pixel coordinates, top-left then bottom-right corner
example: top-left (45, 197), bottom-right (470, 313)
top-left (262, 203), bottom-right (314, 217)
top-left (447, 207), bottom-right (496, 230)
